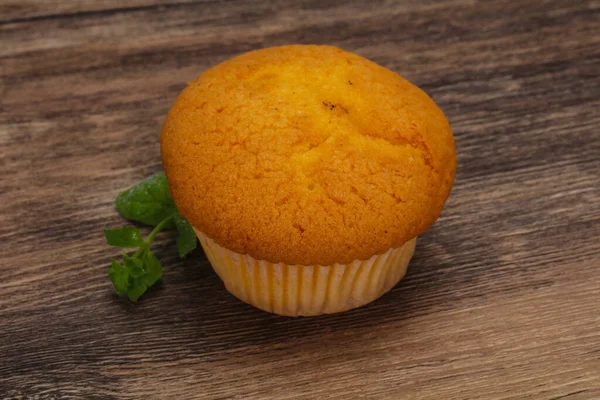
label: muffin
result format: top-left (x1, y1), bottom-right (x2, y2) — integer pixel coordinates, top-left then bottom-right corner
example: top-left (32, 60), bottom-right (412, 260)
top-left (161, 45), bottom-right (455, 316)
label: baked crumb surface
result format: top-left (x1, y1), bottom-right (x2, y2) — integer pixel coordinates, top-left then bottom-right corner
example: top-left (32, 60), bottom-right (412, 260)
top-left (161, 45), bottom-right (456, 265)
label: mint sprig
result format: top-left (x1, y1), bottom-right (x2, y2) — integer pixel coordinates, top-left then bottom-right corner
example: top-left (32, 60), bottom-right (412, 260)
top-left (104, 172), bottom-right (197, 302)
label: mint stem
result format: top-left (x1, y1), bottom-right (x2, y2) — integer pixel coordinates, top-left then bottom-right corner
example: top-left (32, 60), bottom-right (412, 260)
top-left (147, 215), bottom-right (174, 243)
top-left (132, 215), bottom-right (174, 258)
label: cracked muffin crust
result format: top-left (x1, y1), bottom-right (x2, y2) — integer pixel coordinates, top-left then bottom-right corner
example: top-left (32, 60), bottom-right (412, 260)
top-left (161, 45), bottom-right (455, 266)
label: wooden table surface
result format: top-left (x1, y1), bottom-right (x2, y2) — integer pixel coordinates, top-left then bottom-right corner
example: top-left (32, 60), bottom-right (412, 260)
top-left (1, 0), bottom-right (599, 399)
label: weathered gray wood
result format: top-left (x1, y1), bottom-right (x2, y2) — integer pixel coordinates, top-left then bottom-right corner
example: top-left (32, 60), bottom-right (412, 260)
top-left (1, 0), bottom-right (599, 398)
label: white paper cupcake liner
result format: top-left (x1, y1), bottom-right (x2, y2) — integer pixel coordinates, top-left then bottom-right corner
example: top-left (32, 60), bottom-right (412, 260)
top-left (196, 229), bottom-right (416, 316)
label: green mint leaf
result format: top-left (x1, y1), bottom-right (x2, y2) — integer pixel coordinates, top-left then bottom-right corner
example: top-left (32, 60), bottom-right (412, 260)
top-left (127, 277), bottom-right (147, 302)
top-left (109, 260), bottom-right (129, 295)
top-left (104, 226), bottom-right (144, 248)
top-left (106, 172), bottom-right (200, 303)
top-left (144, 251), bottom-right (163, 287)
top-left (173, 211), bottom-right (198, 258)
top-left (129, 265), bottom-right (146, 279)
top-left (123, 254), bottom-right (145, 278)
top-left (123, 254), bottom-right (143, 268)
top-left (116, 172), bottom-right (176, 227)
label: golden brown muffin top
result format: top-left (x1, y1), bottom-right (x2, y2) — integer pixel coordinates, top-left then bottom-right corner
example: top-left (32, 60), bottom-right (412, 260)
top-left (161, 45), bottom-right (455, 265)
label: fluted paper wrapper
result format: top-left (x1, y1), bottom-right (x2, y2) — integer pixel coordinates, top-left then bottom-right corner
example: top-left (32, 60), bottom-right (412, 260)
top-left (196, 229), bottom-right (416, 317)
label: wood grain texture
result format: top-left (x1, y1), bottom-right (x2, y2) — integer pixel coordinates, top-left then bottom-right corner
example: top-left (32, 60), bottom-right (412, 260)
top-left (1, 0), bottom-right (599, 398)
top-left (0, 0), bottom-right (207, 23)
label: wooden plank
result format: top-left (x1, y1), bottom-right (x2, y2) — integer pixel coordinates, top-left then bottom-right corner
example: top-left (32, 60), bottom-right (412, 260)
top-left (0, 0), bottom-right (204, 23)
top-left (1, 0), bottom-right (599, 398)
